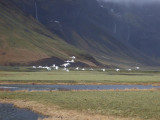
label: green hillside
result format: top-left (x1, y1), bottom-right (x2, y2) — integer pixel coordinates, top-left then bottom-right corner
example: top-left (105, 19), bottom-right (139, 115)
top-left (0, 0), bottom-right (159, 68)
top-left (10, 0), bottom-right (159, 67)
top-left (0, 0), bottom-right (98, 66)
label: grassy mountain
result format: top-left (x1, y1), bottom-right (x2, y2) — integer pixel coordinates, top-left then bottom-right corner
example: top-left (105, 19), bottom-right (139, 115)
top-left (0, 0), bottom-right (99, 66)
top-left (1, 0), bottom-right (160, 67)
top-left (10, 0), bottom-right (160, 67)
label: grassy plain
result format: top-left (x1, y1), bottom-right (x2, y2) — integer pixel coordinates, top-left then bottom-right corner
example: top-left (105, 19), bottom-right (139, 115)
top-left (0, 90), bottom-right (160, 120)
top-left (0, 68), bottom-right (160, 119)
top-left (0, 69), bottom-right (160, 85)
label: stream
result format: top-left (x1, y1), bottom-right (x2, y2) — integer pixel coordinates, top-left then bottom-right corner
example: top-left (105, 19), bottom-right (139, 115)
top-left (0, 84), bottom-right (160, 91)
top-left (0, 103), bottom-right (45, 120)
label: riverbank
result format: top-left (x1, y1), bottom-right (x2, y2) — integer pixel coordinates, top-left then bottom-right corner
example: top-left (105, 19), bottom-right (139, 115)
top-left (0, 99), bottom-right (138, 120)
top-left (0, 90), bottom-right (160, 120)
top-left (0, 102), bottom-right (44, 120)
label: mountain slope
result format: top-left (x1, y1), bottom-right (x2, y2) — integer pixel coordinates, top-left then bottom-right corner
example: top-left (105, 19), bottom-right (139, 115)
top-left (10, 0), bottom-right (160, 67)
top-left (1, 0), bottom-right (160, 67)
top-left (0, 0), bottom-right (99, 66)
top-left (98, 0), bottom-right (160, 61)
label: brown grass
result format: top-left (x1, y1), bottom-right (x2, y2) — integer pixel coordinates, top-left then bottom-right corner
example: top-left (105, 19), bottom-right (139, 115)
top-left (0, 48), bottom-right (49, 65)
top-left (0, 82), bottom-right (160, 86)
top-left (0, 99), bottom-right (141, 120)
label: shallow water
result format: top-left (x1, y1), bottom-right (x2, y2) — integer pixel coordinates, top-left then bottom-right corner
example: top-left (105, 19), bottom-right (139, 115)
top-left (0, 103), bottom-right (44, 120)
top-left (0, 84), bottom-right (160, 91)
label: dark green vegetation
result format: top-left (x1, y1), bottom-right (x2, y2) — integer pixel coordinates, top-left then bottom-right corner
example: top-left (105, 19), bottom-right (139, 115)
top-left (0, 0), bottom-right (98, 66)
top-left (0, 91), bottom-right (160, 119)
top-left (0, 70), bottom-right (160, 85)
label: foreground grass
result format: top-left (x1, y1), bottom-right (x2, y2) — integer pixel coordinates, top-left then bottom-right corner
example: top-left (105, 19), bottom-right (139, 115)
top-left (0, 70), bottom-right (160, 85)
top-left (0, 91), bottom-right (160, 119)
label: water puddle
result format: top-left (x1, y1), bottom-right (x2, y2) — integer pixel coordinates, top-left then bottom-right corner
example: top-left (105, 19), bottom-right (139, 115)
top-left (0, 84), bottom-right (160, 91)
top-left (0, 103), bottom-right (45, 120)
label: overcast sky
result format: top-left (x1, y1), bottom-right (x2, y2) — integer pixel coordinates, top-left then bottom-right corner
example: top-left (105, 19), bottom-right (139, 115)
top-left (99, 0), bottom-right (160, 4)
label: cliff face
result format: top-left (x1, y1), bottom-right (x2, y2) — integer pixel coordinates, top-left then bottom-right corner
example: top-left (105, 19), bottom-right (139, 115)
top-left (98, 1), bottom-right (160, 58)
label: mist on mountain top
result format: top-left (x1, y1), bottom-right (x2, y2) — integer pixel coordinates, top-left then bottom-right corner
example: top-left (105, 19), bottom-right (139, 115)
top-left (98, 0), bottom-right (160, 5)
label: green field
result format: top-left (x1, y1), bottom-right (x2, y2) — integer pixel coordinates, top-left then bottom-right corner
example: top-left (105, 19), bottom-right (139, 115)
top-left (0, 70), bottom-right (160, 85)
top-left (0, 90), bottom-right (160, 119)
top-left (0, 68), bottom-right (160, 119)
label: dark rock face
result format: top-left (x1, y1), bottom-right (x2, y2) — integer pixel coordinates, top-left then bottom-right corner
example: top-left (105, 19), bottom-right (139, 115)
top-left (29, 56), bottom-right (64, 66)
top-left (98, 1), bottom-right (160, 58)
top-left (29, 56), bottom-right (98, 67)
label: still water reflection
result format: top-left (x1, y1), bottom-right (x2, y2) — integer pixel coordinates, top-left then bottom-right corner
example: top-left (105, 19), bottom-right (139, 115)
top-left (0, 103), bottom-right (44, 120)
top-left (0, 84), bottom-right (160, 91)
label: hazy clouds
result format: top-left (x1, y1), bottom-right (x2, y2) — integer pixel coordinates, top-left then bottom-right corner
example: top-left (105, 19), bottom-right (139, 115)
top-left (99, 0), bottom-right (160, 4)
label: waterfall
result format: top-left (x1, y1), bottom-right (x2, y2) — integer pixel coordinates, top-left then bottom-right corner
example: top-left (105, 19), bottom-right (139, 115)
top-left (127, 32), bottom-right (130, 41)
top-left (114, 22), bottom-right (117, 33)
top-left (35, 0), bottom-right (39, 21)
top-left (127, 26), bottom-right (130, 43)
top-left (22, 3), bottom-right (26, 11)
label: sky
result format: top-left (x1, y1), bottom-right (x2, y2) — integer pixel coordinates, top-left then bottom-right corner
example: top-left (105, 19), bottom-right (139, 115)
top-left (99, 0), bottom-right (160, 4)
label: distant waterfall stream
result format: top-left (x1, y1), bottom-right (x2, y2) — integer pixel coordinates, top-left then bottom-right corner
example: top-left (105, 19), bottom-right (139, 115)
top-left (35, 0), bottom-right (39, 21)
top-left (114, 22), bottom-right (117, 33)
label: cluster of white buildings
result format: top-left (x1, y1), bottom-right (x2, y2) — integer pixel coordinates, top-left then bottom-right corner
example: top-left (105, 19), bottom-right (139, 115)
top-left (61, 56), bottom-right (76, 72)
top-left (32, 64), bottom-right (59, 71)
top-left (115, 67), bottom-right (140, 72)
top-left (32, 56), bottom-right (76, 72)
top-left (32, 56), bottom-right (140, 72)
top-left (115, 66), bottom-right (140, 72)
